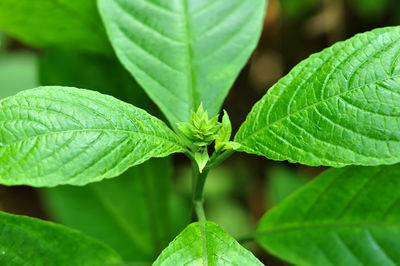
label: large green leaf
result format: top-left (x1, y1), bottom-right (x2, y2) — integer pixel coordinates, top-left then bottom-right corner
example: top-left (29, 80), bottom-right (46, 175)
top-left (0, 0), bottom-right (110, 54)
top-left (0, 211), bottom-right (122, 265)
top-left (256, 165), bottom-right (400, 266)
top-left (0, 87), bottom-right (185, 187)
top-left (98, 0), bottom-right (266, 126)
top-left (41, 158), bottom-right (190, 263)
top-left (235, 26), bottom-right (400, 167)
top-left (154, 221), bottom-right (262, 265)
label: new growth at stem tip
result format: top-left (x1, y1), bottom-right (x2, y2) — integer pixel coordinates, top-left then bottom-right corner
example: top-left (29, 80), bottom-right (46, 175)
top-left (177, 103), bottom-right (233, 172)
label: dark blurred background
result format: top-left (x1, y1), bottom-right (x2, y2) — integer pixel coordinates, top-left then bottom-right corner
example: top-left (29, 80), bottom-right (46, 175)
top-left (1, 0), bottom-right (399, 264)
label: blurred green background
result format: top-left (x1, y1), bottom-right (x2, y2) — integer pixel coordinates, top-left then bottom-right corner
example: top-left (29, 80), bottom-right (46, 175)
top-left (0, 0), bottom-right (398, 264)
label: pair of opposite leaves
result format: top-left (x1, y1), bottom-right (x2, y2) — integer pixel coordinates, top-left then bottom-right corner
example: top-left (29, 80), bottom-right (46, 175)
top-left (1, 26), bottom-right (400, 186)
top-left (1, 1), bottom-right (400, 265)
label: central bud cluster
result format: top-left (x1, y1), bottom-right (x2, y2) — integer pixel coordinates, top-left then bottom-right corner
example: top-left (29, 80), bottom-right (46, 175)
top-left (177, 103), bottom-right (221, 147)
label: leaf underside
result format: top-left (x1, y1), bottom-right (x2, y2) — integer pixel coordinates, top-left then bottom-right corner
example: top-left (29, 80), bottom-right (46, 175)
top-left (0, 211), bottom-right (122, 265)
top-left (0, 87), bottom-right (184, 187)
top-left (257, 164), bottom-right (400, 266)
top-left (154, 221), bottom-right (262, 265)
top-left (235, 26), bottom-right (400, 167)
top-left (98, 0), bottom-right (266, 126)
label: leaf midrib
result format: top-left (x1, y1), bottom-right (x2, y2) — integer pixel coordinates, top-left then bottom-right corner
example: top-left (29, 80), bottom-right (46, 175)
top-left (0, 128), bottom-right (184, 149)
top-left (180, 0), bottom-right (197, 118)
top-left (257, 221), bottom-right (400, 236)
top-left (238, 74), bottom-right (400, 143)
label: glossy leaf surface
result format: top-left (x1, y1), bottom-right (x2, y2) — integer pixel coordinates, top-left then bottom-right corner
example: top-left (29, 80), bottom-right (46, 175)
top-left (42, 158), bottom-right (190, 262)
top-left (0, 211), bottom-right (122, 265)
top-left (235, 26), bottom-right (400, 167)
top-left (257, 165), bottom-right (400, 266)
top-left (0, 87), bottom-right (184, 187)
top-left (98, 0), bottom-right (266, 126)
top-left (154, 221), bottom-right (262, 265)
top-left (0, 0), bottom-right (110, 54)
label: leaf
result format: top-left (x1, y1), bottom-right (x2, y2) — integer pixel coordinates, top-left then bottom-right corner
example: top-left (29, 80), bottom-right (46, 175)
top-left (265, 166), bottom-right (311, 206)
top-left (98, 0), bottom-right (266, 126)
top-left (256, 164), bottom-right (400, 266)
top-left (215, 110), bottom-right (232, 151)
top-left (0, 0), bottom-right (110, 54)
top-left (235, 26), bottom-right (400, 167)
top-left (0, 52), bottom-right (38, 99)
top-left (280, 0), bottom-right (317, 20)
top-left (41, 158), bottom-right (190, 263)
top-left (194, 149), bottom-right (209, 173)
top-left (350, 0), bottom-right (390, 18)
top-left (154, 221), bottom-right (262, 265)
top-left (0, 211), bottom-right (122, 265)
top-left (0, 87), bottom-right (185, 187)
top-left (39, 49), bottom-right (153, 112)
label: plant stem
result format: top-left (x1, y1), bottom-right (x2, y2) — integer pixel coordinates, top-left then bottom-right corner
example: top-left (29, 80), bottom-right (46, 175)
top-left (192, 161), bottom-right (209, 264)
top-left (206, 149), bottom-right (234, 170)
top-left (192, 161), bottom-right (209, 221)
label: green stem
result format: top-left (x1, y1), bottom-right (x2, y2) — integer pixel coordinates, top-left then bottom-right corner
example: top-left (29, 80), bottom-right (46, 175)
top-left (194, 201), bottom-right (206, 222)
top-left (192, 161), bottom-right (209, 221)
top-left (191, 161), bottom-right (209, 265)
top-left (206, 149), bottom-right (234, 170)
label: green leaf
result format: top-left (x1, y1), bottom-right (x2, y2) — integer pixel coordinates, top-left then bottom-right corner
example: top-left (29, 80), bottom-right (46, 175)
top-left (256, 164), bottom-right (400, 266)
top-left (235, 26), bottom-right (400, 167)
top-left (98, 0), bottom-right (266, 126)
top-left (154, 221), bottom-right (262, 265)
top-left (0, 52), bottom-right (38, 99)
top-left (0, 0), bottom-right (110, 54)
top-left (39, 49), bottom-right (153, 112)
top-left (0, 87), bottom-right (185, 187)
top-left (194, 149), bottom-right (209, 173)
top-left (0, 32), bottom-right (7, 51)
top-left (215, 110), bottom-right (232, 151)
top-left (350, 0), bottom-right (390, 19)
top-left (41, 158), bottom-right (190, 263)
top-left (265, 166), bottom-right (310, 206)
top-left (280, 0), bottom-right (317, 20)
top-left (0, 211), bottom-right (122, 265)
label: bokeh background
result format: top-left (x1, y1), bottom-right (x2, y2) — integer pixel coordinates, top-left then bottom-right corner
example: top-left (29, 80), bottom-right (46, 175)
top-left (1, 0), bottom-right (399, 264)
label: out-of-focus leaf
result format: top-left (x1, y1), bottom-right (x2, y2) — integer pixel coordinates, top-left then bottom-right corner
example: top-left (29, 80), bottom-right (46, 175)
top-left (42, 158), bottom-right (189, 262)
top-left (154, 221), bottom-right (262, 265)
top-left (257, 164), bottom-right (400, 265)
top-left (0, 0), bottom-right (110, 54)
top-left (280, 0), bottom-right (317, 20)
top-left (0, 87), bottom-right (185, 187)
top-left (0, 32), bottom-right (6, 50)
top-left (235, 26), bottom-right (400, 167)
top-left (207, 198), bottom-right (253, 240)
top-left (350, 0), bottom-right (391, 19)
top-left (266, 166), bottom-right (311, 206)
top-left (0, 52), bottom-right (38, 99)
top-left (0, 211), bottom-right (122, 265)
top-left (39, 49), bottom-right (153, 111)
top-left (98, 0), bottom-right (267, 127)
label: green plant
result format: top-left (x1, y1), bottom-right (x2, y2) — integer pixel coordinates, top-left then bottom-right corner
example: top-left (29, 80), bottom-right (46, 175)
top-left (0, 0), bottom-right (400, 265)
